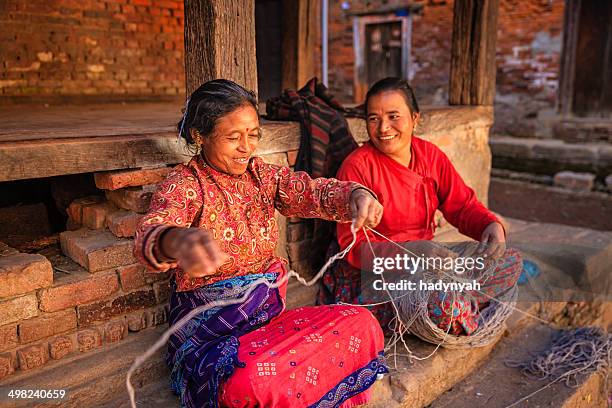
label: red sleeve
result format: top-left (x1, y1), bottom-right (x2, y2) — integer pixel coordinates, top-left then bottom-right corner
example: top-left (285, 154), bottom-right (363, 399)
top-left (434, 147), bottom-right (499, 241)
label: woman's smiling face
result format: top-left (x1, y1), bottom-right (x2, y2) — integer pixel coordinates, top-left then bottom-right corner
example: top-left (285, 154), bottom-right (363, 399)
top-left (199, 104), bottom-right (261, 175)
top-left (366, 90), bottom-right (419, 165)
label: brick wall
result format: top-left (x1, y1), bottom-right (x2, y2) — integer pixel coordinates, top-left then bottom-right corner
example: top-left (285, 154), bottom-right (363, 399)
top-left (0, 0), bottom-right (184, 103)
top-left (327, 0), bottom-right (564, 137)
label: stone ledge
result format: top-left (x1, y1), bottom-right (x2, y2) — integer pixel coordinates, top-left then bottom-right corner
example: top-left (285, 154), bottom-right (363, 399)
top-left (490, 177), bottom-right (612, 231)
top-left (490, 135), bottom-right (612, 176)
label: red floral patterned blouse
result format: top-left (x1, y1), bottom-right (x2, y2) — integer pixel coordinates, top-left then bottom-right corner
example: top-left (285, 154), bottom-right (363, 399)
top-left (134, 154), bottom-right (363, 291)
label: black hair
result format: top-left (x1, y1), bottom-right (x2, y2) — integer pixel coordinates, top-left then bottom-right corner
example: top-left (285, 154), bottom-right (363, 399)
top-left (364, 77), bottom-right (420, 116)
top-left (177, 79), bottom-right (258, 144)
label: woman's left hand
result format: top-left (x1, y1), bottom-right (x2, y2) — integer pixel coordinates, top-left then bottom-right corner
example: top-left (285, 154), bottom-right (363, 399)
top-left (349, 188), bottom-right (383, 230)
top-left (478, 222), bottom-right (506, 260)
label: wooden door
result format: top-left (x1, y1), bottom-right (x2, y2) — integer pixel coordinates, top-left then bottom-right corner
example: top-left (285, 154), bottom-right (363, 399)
top-left (365, 22), bottom-right (402, 87)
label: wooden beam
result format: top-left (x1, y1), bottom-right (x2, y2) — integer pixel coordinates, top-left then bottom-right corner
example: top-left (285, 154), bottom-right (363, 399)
top-left (449, 0), bottom-right (499, 105)
top-left (0, 106), bottom-right (492, 182)
top-left (281, 0), bottom-right (320, 90)
top-left (183, 0), bottom-right (257, 95)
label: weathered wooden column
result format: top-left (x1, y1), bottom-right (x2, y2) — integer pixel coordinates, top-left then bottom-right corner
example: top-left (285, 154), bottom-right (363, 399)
top-left (184, 0), bottom-right (257, 95)
top-left (281, 0), bottom-right (320, 90)
top-left (449, 0), bottom-right (500, 105)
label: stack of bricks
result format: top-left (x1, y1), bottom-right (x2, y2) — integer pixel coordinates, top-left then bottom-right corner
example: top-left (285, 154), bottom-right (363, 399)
top-left (0, 167), bottom-right (172, 381)
top-left (0, 152), bottom-right (332, 380)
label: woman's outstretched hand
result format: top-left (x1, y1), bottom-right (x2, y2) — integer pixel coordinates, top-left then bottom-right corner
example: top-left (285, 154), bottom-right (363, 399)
top-left (159, 227), bottom-right (229, 279)
top-left (350, 188), bottom-right (383, 230)
top-left (478, 222), bottom-right (506, 260)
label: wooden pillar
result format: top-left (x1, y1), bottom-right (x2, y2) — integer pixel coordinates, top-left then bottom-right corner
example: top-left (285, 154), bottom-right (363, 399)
top-left (557, 0), bottom-right (581, 116)
top-left (281, 0), bottom-right (320, 90)
top-left (449, 0), bottom-right (500, 105)
top-left (183, 0), bottom-right (257, 95)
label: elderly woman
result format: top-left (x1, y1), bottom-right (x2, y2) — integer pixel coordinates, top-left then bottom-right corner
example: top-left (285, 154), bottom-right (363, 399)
top-left (319, 77), bottom-right (523, 335)
top-left (134, 79), bottom-right (388, 408)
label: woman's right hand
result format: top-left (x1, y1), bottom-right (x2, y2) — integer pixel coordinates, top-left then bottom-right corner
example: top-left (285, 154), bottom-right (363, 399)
top-left (159, 227), bottom-right (229, 278)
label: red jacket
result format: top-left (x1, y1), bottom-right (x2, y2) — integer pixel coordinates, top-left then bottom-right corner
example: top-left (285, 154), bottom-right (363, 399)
top-left (337, 138), bottom-right (499, 268)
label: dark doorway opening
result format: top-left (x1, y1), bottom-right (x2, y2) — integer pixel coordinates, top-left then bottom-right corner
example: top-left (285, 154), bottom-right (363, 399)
top-left (255, 0), bottom-right (283, 102)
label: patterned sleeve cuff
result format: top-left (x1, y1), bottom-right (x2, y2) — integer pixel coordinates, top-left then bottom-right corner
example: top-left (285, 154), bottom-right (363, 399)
top-left (139, 224), bottom-right (179, 272)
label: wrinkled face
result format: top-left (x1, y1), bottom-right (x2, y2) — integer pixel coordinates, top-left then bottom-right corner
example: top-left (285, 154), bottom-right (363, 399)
top-left (198, 105), bottom-right (261, 175)
top-left (366, 91), bottom-right (419, 164)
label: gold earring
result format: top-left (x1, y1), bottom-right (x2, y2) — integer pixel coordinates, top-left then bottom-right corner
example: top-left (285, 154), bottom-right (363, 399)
top-left (192, 131), bottom-right (203, 145)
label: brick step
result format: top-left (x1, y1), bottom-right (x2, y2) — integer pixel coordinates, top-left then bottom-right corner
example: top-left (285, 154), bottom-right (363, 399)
top-left (429, 324), bottom-right (609, 408)
top-left (1, 325), bottom-right (168, 408)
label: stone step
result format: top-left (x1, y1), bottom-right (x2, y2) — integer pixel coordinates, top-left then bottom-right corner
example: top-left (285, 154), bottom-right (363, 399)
top-left (360, 217), bottom-right (612, 408)
top-left (489, 176), bottom-right (612, 231)
top-left (0, 325), bottom-right (168, 408)
top-left (489, 135), bottom-right (612, 177)
top-left (429, 324), bottom-right (609, 408)
top-left (362, 299), bottom-right (569, 408)
top-left (96, 302), bottom-right (573, 408)
top-left (435, 217), bottom-right (612, 306)
top-left (99, 377), bottom-right (177, 408)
